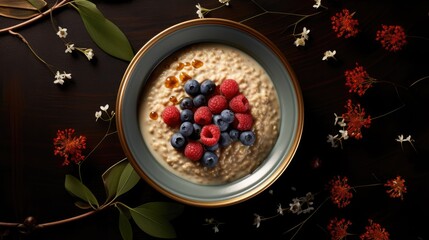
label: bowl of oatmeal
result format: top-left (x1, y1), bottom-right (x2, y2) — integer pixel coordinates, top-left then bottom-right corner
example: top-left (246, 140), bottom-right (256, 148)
top-left (116, 18), bottom-right (304, 207)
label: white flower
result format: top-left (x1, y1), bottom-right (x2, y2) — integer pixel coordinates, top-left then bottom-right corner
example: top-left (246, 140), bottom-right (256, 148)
top-left (65, 43), bottom-right (75, 53)
top-left (396, 134), bottom-right (416, 151)
top-left (277, 204), bottom-right (284, 215)
top-left (300, 27), bottom-right (310, 40)
top-left (100, 104), bottom-right (109, 112)
top-left (62, 71), bottom-right (72, 79)
top-left (339, 129), bottom-right (349, 140)
top-left (253, 214), bottom-right (261, 228)
top-left (313, 0), bottom-right (321, 9)
top-left (195, 3), bottom-right (205, 18)
top-left (327, 134), bottom-right (339, 148)
top-left (56, 26), bottom-right (68, 38)
top-left (294, 37), bottom-right (306, 47)
top-left (53, 71), bottom-right (65, 85)
top-left (213, 225), bottom-right (219, 233)
top-left (95, 111), bottom-right (102, 121)
top-left (219, 0), bottom-right (230, 6)
top-left (84, 48), bottom-right (94, 61)
top-left (322, 50), bottom-right (336, 61)
top-left (289, 198), bottom-right (302, 214)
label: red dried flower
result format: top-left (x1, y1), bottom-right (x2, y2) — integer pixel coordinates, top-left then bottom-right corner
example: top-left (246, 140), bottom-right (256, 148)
top-left (360, 219), bottom-right (390, 240)
top-left (53, 128), bottom-right (87, 166)
top-left (342, 99), bottom-right (371, 140)
top-left (327, 176), bottom-right (353, 208)
top-left (327, 217), bottom-right (352, 240)
top-left (385, 176), bottom-right (407, 200)
top-left (345, 63), bottom-right (377, 96)
top-left (376, 25), bottom-right (407, 52)
top-left (331, 9), bottom-right (359, 38)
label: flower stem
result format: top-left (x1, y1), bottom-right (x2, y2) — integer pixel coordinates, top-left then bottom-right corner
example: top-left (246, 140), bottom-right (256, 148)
top-left (371, 104), bottom-right (405, 120)
top-left (409, 75), bottom-right (429, 88)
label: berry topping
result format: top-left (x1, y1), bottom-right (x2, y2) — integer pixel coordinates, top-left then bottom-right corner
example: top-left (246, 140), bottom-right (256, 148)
top-left (179, 121), bottom-right (194, 137)
top-left (194, 106), bottom-right (213, 125)
top-left (220, 109), bottom-right (235, 124)
top-left (180, 109), bottom-right (194, 122)
top-left (193, 94), bottom-right (207, 107)
top-left (207, 95), bottom-right (228, 114)
top-left (233, 113), bottom-right (253, 131)
top-left (213, 115), bottom-right (229, 132)
top-left (229, 129), bottom-right (240, 141)
top-left (161, 106), bottom-right (181, 127)
top-left (219, 132), bottom-right (233, 147)
top-left (184, 141), bottom-right (204, 161)
top-left (240, 131), bottom-right (256, 146)
top-left (184, 79), bottom-right (200, 96)
top-left (200, 124), bottom-right (221, 146)
top-left (189, 123), bottom-right (202, 140)
top-left (170, 132), bottom-right (187, 149)
top-left (220, 79), bottom-right (239, 99)
top-left (200, 79), bottom-right (216, 95)
top-left (179, 97), bottom-right (194, 110)
top-left (229, 94), bottom-right (250, 113)
top-left (201, 151), bottom-right (218, 168)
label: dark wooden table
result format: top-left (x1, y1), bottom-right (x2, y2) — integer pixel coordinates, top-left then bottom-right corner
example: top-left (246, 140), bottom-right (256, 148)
top-left (1, 0), bottom-right (429, 239)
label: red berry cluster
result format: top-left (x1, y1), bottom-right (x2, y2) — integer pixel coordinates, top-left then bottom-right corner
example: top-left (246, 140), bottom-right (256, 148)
top-left (161, 78), bottom-right (255, 166)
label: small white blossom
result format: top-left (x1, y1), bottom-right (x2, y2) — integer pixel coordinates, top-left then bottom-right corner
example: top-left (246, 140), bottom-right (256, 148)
top-left (65, 43), bottom-right (75, 53)
top-left (327, 134), bottom-right (339, 148)
top-left (289, 198), bottom-right (302, 214)
top-left (300, 27), bottom-right (310, 40)
top-left (294, 37), bottom-right (306, 47)
top-left (396, 134), bottom-right (416, 151)
top-left (54, 71), bottom-right (65, 85)
top-left (253, 214), bottom-right (261, 228)
top-left (100, 104), bottom-right (109, 112)
top-left (277, 204), bottom-right (284, 215)
top-left (219, 0), bottom-right (230, 6)
top-left (313, 0), bottom-right (321, 9)
top-left (56, 26), bottom-right (68, 38)
top-left (322, 50), bottom-right (336, 60)
top-left (339, 129), bottom-right (349, 140)
top-left (213, 225), bottom-right (219, 233)
top-left (84, 48), bottom-right (94, 61)
top-left (196, 3), bottom-right (205, 18)
top-left (95, 111), bottom-right (102, 121)
top-left (62, 71), bottom-right (72, 79)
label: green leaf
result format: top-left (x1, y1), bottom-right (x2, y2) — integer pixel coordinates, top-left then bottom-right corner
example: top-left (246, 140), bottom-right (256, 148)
top-left (26, 0), bottom-right (46, 10)
top-left (74, 201), bottom-right (92, 210)
top-left (130, 202), bottom-right (182, 239)
top-left (0, 0), bottom-right (46, 19)
top-left (116, 163), bottom-right (140, 198)
top-left (102, 159), bottom-right (128, 201)
top-left (73, 0), bottom-right (134, 61)
top-left (117, 206), bottom-right (133, 240)
top-left (65, 174), bottom-right (99, 208)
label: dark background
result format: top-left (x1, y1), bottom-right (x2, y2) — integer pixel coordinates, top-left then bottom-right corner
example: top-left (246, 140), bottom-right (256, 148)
top-left (1, 0), bottom-right (429, 239)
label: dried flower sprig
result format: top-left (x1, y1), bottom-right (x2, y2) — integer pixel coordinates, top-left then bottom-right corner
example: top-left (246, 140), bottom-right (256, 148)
top-left (331, 9), bottom-right (359, 38)
top-left (360, 219), bottom-right (390, 240)
top-left (396, 134), bottom-right (416, 152)
top-left (376, 25), bottom-right (407, 52)
top-left (327, 217), bottom-right (353, 240)
top-left (195, 0), bottom-right (230, 19)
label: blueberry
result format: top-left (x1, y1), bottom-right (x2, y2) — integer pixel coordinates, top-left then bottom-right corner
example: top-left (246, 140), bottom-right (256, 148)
top-left (213, 115), bottom-right (229, 132)
top-left (179, 122), bottom-right (194, 137)
top-left (229, 129), bottom-right (240, 141)
top-left (193, 94), bottom-right (206, 107)
top-left (220, 109), bottom-right (234, 124)
top-left (170, 132), bottom-right (187, 149)
top-left (239, 131), bottom-right (255, 146)
top-left (200, 79), bottom-right (216, 95)
top-left (180, 109), bottom-right (194, 122)
top-left (205, 143), bottom-right (219, 151)
top-left (189, 123), bottom-right (201, 140)
top-left (180, 97), bottom-right (194, 110)
top-left (184, 79), bottom-right (200, 96)
top-left (201, 151), bottom-right (218, 168)
top-left (219, 132), bottom-right (232, 147)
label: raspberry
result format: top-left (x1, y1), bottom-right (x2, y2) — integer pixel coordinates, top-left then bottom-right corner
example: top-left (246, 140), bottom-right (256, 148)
top-left (161, 106), bottom-right (181, 127)
top-left (200, 124), bottom-right (221, 146)
top-left (220, 79), bottom-right (239, 99)
top-left (229, 94), bottom-right (250, 113)
top-left (194, 106), bottom-right (212, 125)
top-left (233, 113), bottom-right (253, 131)
top-left (207, 95), bottom-right (228, 114)
top-left (184, 141), bottom-right (204, 161)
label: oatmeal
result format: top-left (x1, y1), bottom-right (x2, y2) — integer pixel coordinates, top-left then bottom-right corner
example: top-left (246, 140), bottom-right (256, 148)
top-left (139, 43), bottom-right (280, 185)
